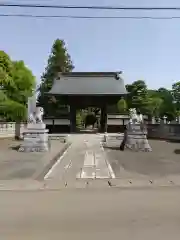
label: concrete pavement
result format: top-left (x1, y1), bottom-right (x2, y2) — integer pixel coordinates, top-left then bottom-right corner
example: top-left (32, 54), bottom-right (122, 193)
top-left (45, 134), bottom-right (115, 181)
top-left (0, 138), bottom-right (69, 180)
top-left (1, 134), bottom-right (180, 189)
top-left (1, 134), bottom-right (180, 239)
top-left (0, 187), bottom-right (180, 239)
top-left (44, 134), bottom-right (180, 186)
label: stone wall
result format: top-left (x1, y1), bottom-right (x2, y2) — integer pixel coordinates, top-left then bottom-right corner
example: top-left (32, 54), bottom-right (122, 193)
top-left (107, 122), bottom-right (180, 141)
top-left (0, 122), bottom-right (25, 138)
top-left (2, 118), bottom-right (180, 141)
top-left (147, 124), bottom-right (180, 140)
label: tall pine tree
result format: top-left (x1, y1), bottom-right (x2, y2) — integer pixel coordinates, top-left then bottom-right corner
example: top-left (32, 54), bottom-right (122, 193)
top-left (38, 39), bottom-right (74, 116)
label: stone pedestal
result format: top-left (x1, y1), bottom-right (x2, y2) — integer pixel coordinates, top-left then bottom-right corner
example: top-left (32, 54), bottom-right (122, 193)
top-left (19, 123), bottom-right (49, 152)
top-left (125, 123), bottom-right (152, 152)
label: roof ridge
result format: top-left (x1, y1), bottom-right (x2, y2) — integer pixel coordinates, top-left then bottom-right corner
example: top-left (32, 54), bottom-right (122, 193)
top-left (59, 71), bottom-right (123, 77)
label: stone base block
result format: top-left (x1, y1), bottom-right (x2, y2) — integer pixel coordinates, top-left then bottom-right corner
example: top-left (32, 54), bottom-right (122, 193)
top-left (19, 130), bottom-right (50, 152)
top-left (19, 142), bottom-right (49, 152)
top-left (27, 123), bottom-right (46, 129)
top-left (125, 134), bottom-right (152, 152)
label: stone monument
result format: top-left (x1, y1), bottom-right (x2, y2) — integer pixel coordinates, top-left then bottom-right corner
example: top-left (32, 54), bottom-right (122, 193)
top-left (19, 95), bottom-right (49, 152)
top-left (120, 108), bottom-right (152, 152)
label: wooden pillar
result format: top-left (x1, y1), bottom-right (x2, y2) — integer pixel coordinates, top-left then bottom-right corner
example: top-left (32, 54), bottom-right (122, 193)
top-left (70, 104), bottom-right (76, 132)
top-left (100, 105), bottom-right (107, 133)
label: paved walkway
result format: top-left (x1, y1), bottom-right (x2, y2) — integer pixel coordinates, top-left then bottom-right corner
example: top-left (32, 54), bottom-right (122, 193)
top-left (1, 134), bottom-right (180, 190)
top-left (45, 134), bottom-right (115, 181)
top-left (42, 134), bottom-right (180, 189)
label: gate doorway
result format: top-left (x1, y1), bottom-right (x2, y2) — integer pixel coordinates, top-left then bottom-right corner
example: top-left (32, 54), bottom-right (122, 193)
top-left (46, 72), bottom-right (127, 133)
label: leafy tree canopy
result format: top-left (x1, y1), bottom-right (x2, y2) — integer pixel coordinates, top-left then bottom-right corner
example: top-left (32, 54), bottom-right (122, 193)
top-left (117, 98), bottom-right (128, 114)
top-left (0, 51), bottom-right (35, 121)
top-left (111, 80), bottom-right (179, 121)
top-left (38, 39), bottom-right (74, 117)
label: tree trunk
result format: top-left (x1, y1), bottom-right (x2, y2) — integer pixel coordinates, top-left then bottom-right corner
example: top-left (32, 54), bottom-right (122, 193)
top-left (15, 122), bottom-right (21, 140)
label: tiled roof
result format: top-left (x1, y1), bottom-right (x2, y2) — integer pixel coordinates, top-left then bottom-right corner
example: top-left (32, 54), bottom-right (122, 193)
top-left (48, 72), bottom-right (127, 96)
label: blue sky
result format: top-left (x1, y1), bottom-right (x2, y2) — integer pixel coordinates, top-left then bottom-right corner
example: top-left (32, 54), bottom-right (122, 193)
top-left (1, 0), bottom-right (180, 89)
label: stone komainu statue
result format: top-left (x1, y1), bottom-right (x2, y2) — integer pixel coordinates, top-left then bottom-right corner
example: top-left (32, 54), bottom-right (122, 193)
top-left (120, 108), bottom-right (152, 152)
top-left (129, 108), bottom-right (143, 124)
top-left (27, 96), bottom-right (44, 124)
top-left (128, 108), bottom-right (147, 133)
top-left (35, 107), bottom-right (44, 123)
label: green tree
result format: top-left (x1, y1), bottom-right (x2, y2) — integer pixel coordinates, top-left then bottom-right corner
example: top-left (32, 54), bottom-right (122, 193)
top-left (126, 80), bottom-right (150, 114)
top-left (76, 111), bottom-right (82, 128)
top-left (117, 98), bottom-right (128, 113)
top-left (147, 97), bottom-right (163, 117)
top-left (0, 51), bottom-right (14, 90)
top-left (172, 82), bottom-right (180, 103)
top-left (145, 90), bottom-right (163, 117)
top-left (0, 51), bottom-right (35, 138)
top-left (11, 61), bottom-right (36, 138)
top-left (38, 39), bottom-right (74, 116)
top-left (85, 113), bottom-right (97, 127)
top-left (0, 51), bottom-right (13, 76)
top-left (172, 81), bottom-right (180, 115)
top-left (157, 88), bottom-right (175, 120)
top-left (10, 61), bottom-right (35, 104)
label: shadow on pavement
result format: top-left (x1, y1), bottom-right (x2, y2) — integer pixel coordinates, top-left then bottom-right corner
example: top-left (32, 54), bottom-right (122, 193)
top-left (174, 149), bottom-right (180, 154)
top-left (10, 145), bottom-right (20, 151)
top-left (103, 146), bottom-right (120, 151)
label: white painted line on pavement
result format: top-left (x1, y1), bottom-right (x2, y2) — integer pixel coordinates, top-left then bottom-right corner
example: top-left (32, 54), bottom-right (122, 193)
top-left (64, 160), bottom-right (72, 170)
top-left (95, 167), bottom-right (110, 179)
top-left (44, 145), bottom-right (71, 179)
top-left (78, 150), bottom-right (96, 179)
top-left (106, 161), bottom-right (116, 179)
top-left (100, 144), bottom-right (115, 179)
top-left (84, 151), bottom-right (94, 166)
top-left (81, 169), bottom-right (96, 179)
top-left (76, 150), bottom-right (94, 179)
top-left (76, 172), bottom-right (81, 179)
